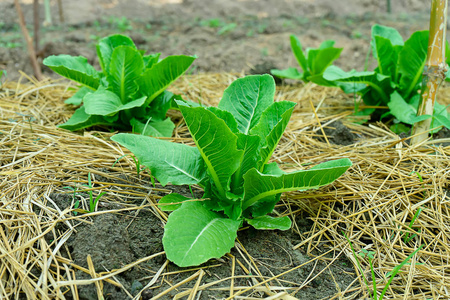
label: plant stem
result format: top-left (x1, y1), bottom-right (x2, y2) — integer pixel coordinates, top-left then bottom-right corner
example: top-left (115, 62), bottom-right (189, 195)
top-left (411, 0), bottom-right (447, 144)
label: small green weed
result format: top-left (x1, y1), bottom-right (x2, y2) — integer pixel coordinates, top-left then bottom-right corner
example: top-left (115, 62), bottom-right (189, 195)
top-left (65, 173), bottom-right (107, 214)
top-left (345, 232), bottom-right (423, 300)
top-left (112, 154), bottom-right (155, 186)
top-left (217, 23), bottom-right (237, 36)
top-left (200, 18), bottom-right (223, 28)
top-left (108, 16), bottom-right (133, 32)
top-left (351, 30), bottom-right (363, 39)
top-left (15, 112), bottom-right (35, 133)
top-left (113, 154), bottom-right (145, 176)
top-left (63, 186), bottom-right (80, 215)
top-left (0, 70), bottom-right (6, 83)
top-left (85, 172), bottom-right (106, 212)
top-left (401, 208), bottom-right (422, 243)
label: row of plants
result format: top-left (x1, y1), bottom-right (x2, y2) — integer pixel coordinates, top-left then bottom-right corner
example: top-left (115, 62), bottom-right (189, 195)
top-left (43, 34), bottom-right (352, 267)
top-left (271, 24), bottom-right (450, 135)
top-left (43, 25), bottom-right (429, 294)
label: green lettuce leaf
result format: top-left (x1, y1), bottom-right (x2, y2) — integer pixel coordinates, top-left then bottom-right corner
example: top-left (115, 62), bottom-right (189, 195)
top-left (231, 133), bottom-right (261, 194)
top-left (65, 86), bottom-right (91, 105)
top-left (43, 55), bottom-right (100, 89)
top-left (107, 45), bottom-right (144, 102)
top-left (371, 24), bottom-right (404, 57)
top-left (163, 202), bottom-right (240, 267)
top-left (270, 67), bottom-right (303, 80)
top-left (143, 53), bottom-right (160, 69)
top-left (136, 55), bottom-right (196, 104)
top-left (307, 47), bottom-right (342, 76)
top-left (83, 88), bottom-right (147, 116)
top-left (290, 35), bottom-right (309, 77)
top-left (242, 158), bottom-right (352, 210)
top-left (218, 75), bottom-right (275, 134)
top-left (250, 101), bottom-right (296, 169)
top-left (58, 106), bottom-right (112, 131)
top-left (323, 66), bottom-right (391, 104)
top-left (96, 34), bottom-right (136, 72)
top-left (111, 133), bottom-right (207, 186)
top-left (178, 101), bottom-right (243, 197)
top-left (398, 30), bottom-right (429, 99)
top-left (158, 193), bottom-right (190, 211)
top-left (388, 91), bottom-right (431, 125)
top-left (130, 117), bottom-right (175, 137)
top-left (246, 215), bottom-right (291, 230)
top-left (372, 36), bottom-right (399, 79)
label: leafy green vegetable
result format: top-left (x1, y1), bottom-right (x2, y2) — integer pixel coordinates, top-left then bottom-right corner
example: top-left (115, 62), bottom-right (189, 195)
top-left (271, 35), bottom-right (342, 86)
top-left (43, 34), bottom-right (195, 136)
top-left (111, 74), bottom-right (352, 267)
top-left (323, 24), bottom-right (450, 133)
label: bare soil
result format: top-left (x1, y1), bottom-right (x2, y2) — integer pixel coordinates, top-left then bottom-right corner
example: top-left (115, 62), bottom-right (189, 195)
top-left (1, 0), bottom-right (431, 80)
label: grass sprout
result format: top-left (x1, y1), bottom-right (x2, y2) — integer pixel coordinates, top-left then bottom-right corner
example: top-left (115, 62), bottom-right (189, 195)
top-left (344, 232), bottom-right (423, 300)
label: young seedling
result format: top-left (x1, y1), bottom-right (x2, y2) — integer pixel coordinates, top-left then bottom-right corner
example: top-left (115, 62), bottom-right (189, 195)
top-left (15, 112), bottom-right (35, 133)
top-left (113, 154), bottom-right (145, 176)
top-left (345, 232), bottom-right (423, 300)
top-left (112, 74), bottom-right (352, 267)
top-left (271, 35), bottom-right (342, 86)
top-left (43, 34), bottom-right (195, 137)
top-left (85, 172), bottom-right (106, 213)
top-left (63, 186), bottom-right (80, 216)
top-left (112, 154), bottom-right (155, 186)
top-left (411, 0), bottom-right (448, 144)
top-left (0, 70), bottom-right (5, 83)
top-left (401, 208), bottom-right (422, 244)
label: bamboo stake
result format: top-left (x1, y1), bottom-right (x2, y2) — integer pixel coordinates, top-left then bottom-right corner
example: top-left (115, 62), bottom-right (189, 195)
top-left (44, 0), bottom-right (52, 26)
top-left (411, 0), bottom-right (448, 145)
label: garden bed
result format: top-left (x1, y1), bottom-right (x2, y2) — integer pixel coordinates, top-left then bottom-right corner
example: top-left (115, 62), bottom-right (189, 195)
top-left (1, 73), bottom-right (450, 299)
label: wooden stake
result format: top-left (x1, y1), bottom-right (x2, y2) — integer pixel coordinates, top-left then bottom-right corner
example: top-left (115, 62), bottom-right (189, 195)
top-left (14, 0), bottom-right (43, 81)
top-left (57, 0), bottom-right (65, 23)
top-left (411, 0), bottom-right (448, 144)
top-left (33, 0), bottom-right (40, 52)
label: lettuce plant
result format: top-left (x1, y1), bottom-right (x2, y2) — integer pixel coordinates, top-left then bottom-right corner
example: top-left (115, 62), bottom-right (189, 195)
top-left (43, 34), bottom-right (195, 137)
top-left (112, 74), bottom-right (352, 267)
top-left (323, 24), bottom-right (450, 133)
top-left (271, 35), bottom-right (342, 86)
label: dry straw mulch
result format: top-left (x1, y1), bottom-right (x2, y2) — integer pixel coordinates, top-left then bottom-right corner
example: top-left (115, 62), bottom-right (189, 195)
top-left (1, 72), bottom-right (450, 299)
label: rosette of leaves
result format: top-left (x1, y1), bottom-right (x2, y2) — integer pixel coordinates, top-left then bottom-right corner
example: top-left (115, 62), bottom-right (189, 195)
top-left (43, 34), bottom-right (195, 137)
top-left (271, 35), bottom-right (342, 86)
top-left (112, 74), bottom-right (352, 267)
top-left (323, 24), bottom-right (450, 133)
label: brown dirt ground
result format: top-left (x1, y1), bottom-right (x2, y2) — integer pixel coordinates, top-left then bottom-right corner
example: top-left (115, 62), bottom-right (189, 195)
top-left (1, 0), bottom-right (432, 81)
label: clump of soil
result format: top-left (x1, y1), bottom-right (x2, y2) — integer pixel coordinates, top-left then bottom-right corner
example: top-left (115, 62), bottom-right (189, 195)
top-left (318, 120), bottom-right (357, 145)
